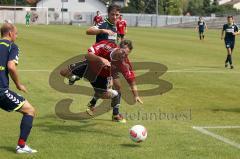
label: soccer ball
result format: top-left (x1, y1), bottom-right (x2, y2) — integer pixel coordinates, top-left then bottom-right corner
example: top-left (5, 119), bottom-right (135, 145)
top-left (129, 125), bottom-right (147, 143)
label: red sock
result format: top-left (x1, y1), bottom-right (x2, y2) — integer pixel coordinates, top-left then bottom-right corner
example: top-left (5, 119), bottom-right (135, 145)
top-left (18, 138), bottom-right (25, 148)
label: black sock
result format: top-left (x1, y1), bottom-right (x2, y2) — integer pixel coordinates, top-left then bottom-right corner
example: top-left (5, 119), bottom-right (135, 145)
top-left (18, 115), bottom-right (33, 147)
top-left (203, 35), bottom-right (205, 39)
top-left (229, 55), bottom-right (233, 65)
top-left (111, 92), bottom-right (121, 115)
top-left (225, 55), bottom-right (230, 63)
top-left (89, 96), bottom-right (99, 106)
top-left (199, 35), bottom-right (201, 40)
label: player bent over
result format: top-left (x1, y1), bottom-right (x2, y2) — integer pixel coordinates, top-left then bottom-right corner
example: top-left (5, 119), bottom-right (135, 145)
top-left (60, 40), bottom-right (143, 123)
top-left (0, 23), bottom-right (37, 153)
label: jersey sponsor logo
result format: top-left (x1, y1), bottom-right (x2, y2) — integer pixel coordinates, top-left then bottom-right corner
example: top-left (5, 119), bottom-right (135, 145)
top-left (108, 33), bottom-right (117, 40)
top-left (0, 66), bottom-right (5, 71)
top-left (226, 28), bottom-right (234, 33)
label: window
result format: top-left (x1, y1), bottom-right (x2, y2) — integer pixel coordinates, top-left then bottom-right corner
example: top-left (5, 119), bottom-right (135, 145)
top-left (78, 0), bottom-right (85, 2)
top-left (61, 8), bottom-right (68, 12)
top-left (48, 8), bottom-right (55, 11)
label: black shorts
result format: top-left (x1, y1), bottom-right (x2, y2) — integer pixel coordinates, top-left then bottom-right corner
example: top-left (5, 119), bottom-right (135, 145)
top-left (90, 76), bottom-right (112, 93)
top-left (117, 34), bottom-right (125, 39)
top-left (199, 30), bottom-right (204, 34)
top-left (225, 40), bottom-right (235, 49)
top-left (0, 89), bottom-right (25, 112)
top-left (68, 60), bottom-right (88, 78)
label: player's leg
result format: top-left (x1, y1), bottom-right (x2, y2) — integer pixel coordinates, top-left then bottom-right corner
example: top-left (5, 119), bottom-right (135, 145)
top-left (0, 89), bottom-right (37, 153)
top-left (86, 76), bottom-right (109, 115)
top-left (199, 31), bottom-right (202, 40)
top-left (229, 41), bottom-right (235, 69)
top-left (121, 34), bottom-right (125, 42)
top-left (224, 41), bottom-right (232, 68)
top-left (16, 100), bottom-right (37, 153)
top-left (111, 78), bottom-right (126, 123)
top-left (60, 61), bottom-right (87, 85)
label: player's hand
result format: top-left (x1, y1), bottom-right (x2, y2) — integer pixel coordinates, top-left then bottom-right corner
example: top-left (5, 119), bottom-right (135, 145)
top-left (101, 58), bottom-right (111, 67)
top-left (135, 96), bottom-right (143, 104)
top-left (17, 84), bottom-right (28, 93)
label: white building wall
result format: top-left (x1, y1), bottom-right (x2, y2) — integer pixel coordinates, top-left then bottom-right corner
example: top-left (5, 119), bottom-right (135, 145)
top-left (37, 0), bottom-right (107, 13)
top-left (218, 0), bottom-right (231, 5)
top-left (234, 2), bottom-right (240, 9)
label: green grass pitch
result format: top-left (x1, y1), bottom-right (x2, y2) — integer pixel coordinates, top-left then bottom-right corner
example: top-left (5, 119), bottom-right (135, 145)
top-left (0, 24), bottom-right (240, 159)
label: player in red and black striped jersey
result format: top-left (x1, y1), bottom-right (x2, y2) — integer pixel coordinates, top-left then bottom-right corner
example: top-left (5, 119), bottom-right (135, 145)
top-left (116, 15), bottom-right (127, 42)
top-left (60, 39), bottom-right (143, 123)
top-left (93, 11), bottom-right (103, 26)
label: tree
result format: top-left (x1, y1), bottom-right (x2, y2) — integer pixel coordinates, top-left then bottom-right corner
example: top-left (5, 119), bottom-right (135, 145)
top-left (122, 0), bottom-right (184, 15)
top-left (187, 0), bottom-right (204, 15)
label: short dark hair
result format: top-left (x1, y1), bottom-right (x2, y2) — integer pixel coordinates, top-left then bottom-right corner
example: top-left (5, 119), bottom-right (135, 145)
top-left (227, 15), bottom-right (233, 19)
top-left (1, 23), bottom-right (15, 38)
top-left (120, 39), bottom-right (133, 50)
top-left (107, 4), bottom-right (121, 14)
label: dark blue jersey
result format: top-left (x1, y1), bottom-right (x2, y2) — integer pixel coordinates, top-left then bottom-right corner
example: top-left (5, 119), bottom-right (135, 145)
top-left (198, 21), bottom-right (205, 31)
top-left (0, 39), bottom-right (19, 90)
top-left (223, 23), bottom-right (238, 41)
top-left (95, 18), bottom-right (117, 43)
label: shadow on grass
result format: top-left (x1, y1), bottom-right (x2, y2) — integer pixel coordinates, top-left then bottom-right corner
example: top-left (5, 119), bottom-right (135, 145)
top-left (120, 143), bottom-right (141, 148)
top-left (0, 146), bottom-right (15, 153)
top-left (34, 116), bottom-right (121, 137)
top-left (211, 108), bottom-right (240, 113)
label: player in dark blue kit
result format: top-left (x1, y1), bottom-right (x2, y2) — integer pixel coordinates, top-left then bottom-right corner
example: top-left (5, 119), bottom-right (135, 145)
top-left (195, 17), bottom-right (208, 40)
top-left (86, 4), bottom-right (120, 43)
top-left (0, 23), bottom-right (37, 153)
top-left (221, 16), bottom-right (239, 69)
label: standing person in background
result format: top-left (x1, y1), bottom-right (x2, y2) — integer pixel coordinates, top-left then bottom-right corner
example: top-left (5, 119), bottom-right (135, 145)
top-left (116, 15), bottom-right (127, 42)
top-left (195, 16), bottom-right (208, 40)
top-left (25, 12), bottom-right (31, 27)
top-left (221, 16), bottom-right (239, 69)
top-left (93, 11), bottom-right (103, 26)
top-left (0, 23), bottom-right (37, 153)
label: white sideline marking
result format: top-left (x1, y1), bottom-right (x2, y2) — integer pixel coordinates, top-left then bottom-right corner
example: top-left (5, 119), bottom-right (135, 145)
top-left (193, 126), bottom-right (240, 149)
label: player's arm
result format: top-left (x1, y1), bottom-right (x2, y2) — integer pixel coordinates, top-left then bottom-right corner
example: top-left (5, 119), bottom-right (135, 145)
top-left (7, 61), bottom-right (27, 93)
top-left (86, 26), bottom-right (115, 35)
top-left (195, 23), bottom-right (198, 31)
top-left (221, 26), bottom-right (225, 40)
top-left (205, 23), bottom-right (208, 30)
top-left (85, 53), bottom-right (110, 67)
top-left (233, 25), bottom-right (240, 35)
top-left (128, 80), bottom-right (143, 104)
top-left (119, 60), bottom-right (143, 104)
top-left (125, 22), bottom-right (128, 34)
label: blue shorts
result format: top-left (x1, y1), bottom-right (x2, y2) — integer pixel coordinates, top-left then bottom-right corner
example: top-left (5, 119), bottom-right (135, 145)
top-left (225, 40), bottom-right (235, 49)
top-left (0, 89), bottom-right (25, 112)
